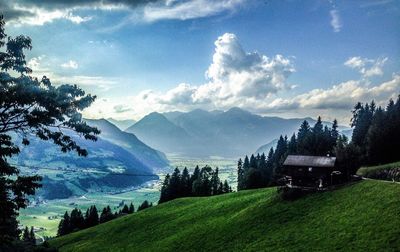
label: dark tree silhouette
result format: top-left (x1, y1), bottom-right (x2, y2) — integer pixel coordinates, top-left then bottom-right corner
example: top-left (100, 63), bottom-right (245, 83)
top-left (0, 15), bottom-right (99, 244)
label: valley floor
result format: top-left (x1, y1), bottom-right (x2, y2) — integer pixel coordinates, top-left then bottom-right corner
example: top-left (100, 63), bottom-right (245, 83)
top-left (50, 180), bottom-right (400, 251)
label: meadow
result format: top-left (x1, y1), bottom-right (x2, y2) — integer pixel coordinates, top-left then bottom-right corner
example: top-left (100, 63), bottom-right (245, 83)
top-left (51, 180), bottom-right (400, 251)
top-left (18, 155), bottom-right (237, 238)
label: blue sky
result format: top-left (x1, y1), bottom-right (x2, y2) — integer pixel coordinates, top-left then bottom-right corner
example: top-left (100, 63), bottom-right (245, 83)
top-left (2, 0), bottom-right (399, 123)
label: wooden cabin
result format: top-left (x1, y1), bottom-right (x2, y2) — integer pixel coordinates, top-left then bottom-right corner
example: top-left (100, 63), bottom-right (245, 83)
top-left (282, 155), bottom-right (340, 189)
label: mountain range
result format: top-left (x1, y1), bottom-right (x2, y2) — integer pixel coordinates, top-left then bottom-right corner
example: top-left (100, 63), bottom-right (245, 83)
top-left (106, 118), bottom-right (136, 131)
top-left (14, 119), bottom-right (169, 199)
top-left (126, 107), bottom-right (349, 158)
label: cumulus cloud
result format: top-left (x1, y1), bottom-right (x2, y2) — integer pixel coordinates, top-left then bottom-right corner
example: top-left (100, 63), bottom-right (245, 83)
top-left (134, 33), bottom-right (295, 111)
top-left (259, 74), bottom-right (400, 114)
top-left (61, 60), bottom-right (79, 69)
top-left (344, 56), bottom-right (388, 78)
top-left (330, 9), bottom-right (342, 32)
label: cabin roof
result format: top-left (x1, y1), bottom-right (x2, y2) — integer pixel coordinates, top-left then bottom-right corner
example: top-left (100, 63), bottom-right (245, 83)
top-left (283, 155), bottom-right (336, 168)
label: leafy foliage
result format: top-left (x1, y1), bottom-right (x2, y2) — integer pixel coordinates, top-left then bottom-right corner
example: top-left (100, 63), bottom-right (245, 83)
top-left (0, 15), bottom-right (99, 245)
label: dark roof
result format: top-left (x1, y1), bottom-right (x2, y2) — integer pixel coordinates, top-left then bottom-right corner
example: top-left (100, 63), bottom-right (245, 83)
top-left (283, 155), bottom-right (336, 168)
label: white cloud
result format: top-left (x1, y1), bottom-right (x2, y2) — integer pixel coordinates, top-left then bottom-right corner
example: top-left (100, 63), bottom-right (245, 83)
top-left (344, 56), bottom-right (388, 78)
top-left (330, 9), bottom-right (342, 32)
top-left (257, 74), bottom-right (400, 122)
top-left (27, 56), bottom-right (116, 91)
top-left (61, 60), bottom-right (79, 69)
top-left (4, 0), bottom-right (249, 26)
top-left (8, 5), bottom-right (92, 26)
top-left (136, 33), bottom-right (295, 111)
top-left (143, 0), bottom-right (246, 22)
top-left (85, 32), bottom-right (295, 119)
top-left (81, 34), bottom-right (397, 123)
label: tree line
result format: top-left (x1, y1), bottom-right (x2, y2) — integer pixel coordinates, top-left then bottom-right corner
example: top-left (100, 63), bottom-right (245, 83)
top-left (159, 166), bottom-right (232, 204)
top-left (238, 95), bottom-right (400, 190)
top-left (57, 200), bottom-right (152, 237)
top-left (334, 96), bottom-right (400, 175)
top-left (238, 117), bottom-right (340, 190)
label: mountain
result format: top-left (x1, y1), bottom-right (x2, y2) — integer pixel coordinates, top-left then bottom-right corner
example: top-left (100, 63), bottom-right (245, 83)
top-left (106, 118), bottom-right (136, 131)
top-left (126, 108), bottom-right (333, 158)
top-left (125, 112), bottom-right (193, 155)
top-left (85, 119), bottom-right (169, 172)
top-left (50, 180), bottom-right (400, 251)
top-left (15, 133), bottom-right (156, 200)
top-left (255, 139), bottom-right (279, 155)
top-left (14, 119), bottom-right (169, 199)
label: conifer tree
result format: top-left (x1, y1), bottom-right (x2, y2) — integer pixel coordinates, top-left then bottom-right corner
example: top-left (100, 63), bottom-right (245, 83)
top-left (100, 206), bottom-right (114, 223)
top-left (57, 211), bottom-right (70, 236)
top-left (210, 167), bottom-right (220, 195)
top-left (138, 200), bottom-right (151, 211)
top-left (243, 156), bottom-right (250, 171)
top-left (159, 174), bottom-right (171, 204)
top-left (170, 168), bottom-right (181, 198)
top-left (237, 158), bottom-right (244, 190)
top-left (121, 204), bottom-right (129, 214)
top-left (249, 154), bottom-right (257, 169)
top-left (22, 226), bottom-right (30, 242)
top-left (128, 203), bottom-right (135, 214)
top-left (181, 167), bottom-right (191, 197)
top-left (29, 226), bottom-right (35, 245)
top-left (222, 180), bottom-right (230, 193)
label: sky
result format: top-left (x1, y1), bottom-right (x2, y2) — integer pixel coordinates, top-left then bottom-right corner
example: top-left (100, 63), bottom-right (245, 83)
top-left (1, 0), bottom-right (399, 124)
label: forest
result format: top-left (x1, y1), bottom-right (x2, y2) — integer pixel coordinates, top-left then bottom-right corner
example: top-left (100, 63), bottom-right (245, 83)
top-left (159, 166), bottom-right (231, 204)
top-left (237, 95), bottom-right (400, 190)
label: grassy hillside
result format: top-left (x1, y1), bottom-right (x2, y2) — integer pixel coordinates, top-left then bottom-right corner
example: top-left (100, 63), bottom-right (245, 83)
top-left (51, 180), bottom-right (400, 251)
top-left (357, 161), bottom-right (400, 181)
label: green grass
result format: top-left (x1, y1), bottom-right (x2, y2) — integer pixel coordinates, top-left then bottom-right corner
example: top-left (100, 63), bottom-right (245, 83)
top-left (357, 160), bottom-right (400, 178)
top-left (18, 186), bottom-right (160, 238)
top-left (50, 180), bottom-right (400, 251)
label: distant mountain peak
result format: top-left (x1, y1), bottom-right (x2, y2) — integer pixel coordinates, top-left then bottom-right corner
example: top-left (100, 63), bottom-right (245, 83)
top-left (226, 107), bottom-right (251, 115)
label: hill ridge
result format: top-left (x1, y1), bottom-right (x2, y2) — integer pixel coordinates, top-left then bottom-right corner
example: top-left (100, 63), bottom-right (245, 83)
top-left (51, 180), bottom-right (400, 251)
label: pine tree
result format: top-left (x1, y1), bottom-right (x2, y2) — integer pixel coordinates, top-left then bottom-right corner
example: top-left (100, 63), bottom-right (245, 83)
top-left (121, 204), bottom-right (129, 214)
top-left (22, 226), bottom-right (30, 242)
top-left (273, 135), bottom-right (288, 176)
top-left (129, 203), bottom-right (135, 214)
top-left (138, 200), bottom-right (151, 211)
top-left (237, 158), bottom-right (244, 190)
top-left (243, 156), bottom-right (250, 171)
top-left (297, 120), bottom-right (311, 154)
top-left (57, 211), bottom-right (70, 236)
top-left (181, 167), bottom-right (191, 197)
top-left (170, 168), bottom-right (181, 199)
top-left (29, 226), bottom-right (35, 245)
top-left (159, 174), bottom-right (171, 204)
top-left (70, 208), bottom-right (84, 231)
top-left (210, 167), bottom-right (220, 195)
top-left (331, 119), bottom-right (339, 148)
top-left (85, 206), bottom-right (99, 228)
top-left (249, 154), bottom-right (257, 169)
top-left (222, 180), bottom-right (230, 193)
